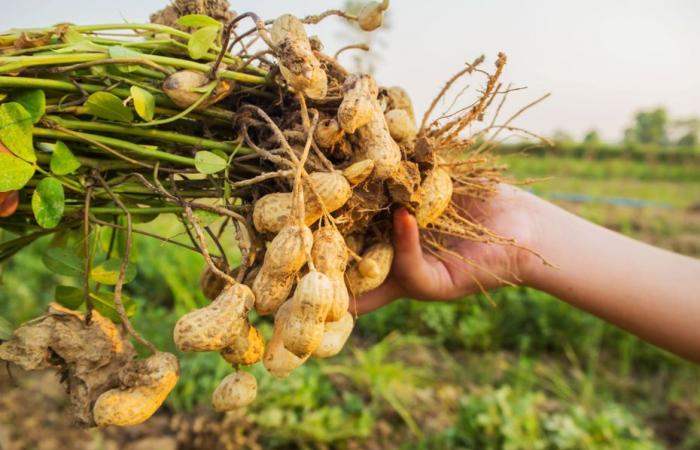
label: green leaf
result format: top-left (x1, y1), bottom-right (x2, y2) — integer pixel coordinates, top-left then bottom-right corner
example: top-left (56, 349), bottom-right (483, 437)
top-left (194, 150), bottom-right (227, 174)
top-left (9, 89), bottom-right (45, 124)
top-left (0, 151), bottom-right (34, 191)
top-left (91, 290), bottom-right (137, 322)
top-left (193, 209), bottom-right (221, 227)
top-left (50, 140), bottom-right (81, 175)
top-left (108, 46), bottom-right (143, 59)
top-left (84, 91), bottom-right (134, 123)
top-left (42, 247), bottom-right (84, 277)
top-left (55, 285), bottom-right (84, 309)
top-left (0, 102), bottom-right (35, 162)
top-left (130, 86), bottom-right (155, 121)
top-left (90, 259), bottom-right (137, 285)
top-left (61, 27), bottom-right (87, 44)
top-left (177, 14), bottom-right (222, 28)
top-left (32, 177), bottom-right (65, 229)
top-left (54, 286), bottom-right (137, 322)
top-left (0, 315), bottom-right (12, 340)
top-left (187, 26), bottom-right (219, 60)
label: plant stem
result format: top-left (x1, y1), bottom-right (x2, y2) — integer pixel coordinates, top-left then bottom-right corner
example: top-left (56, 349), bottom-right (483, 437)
top-left (0, 76), bottom-right (239, 121)
top-left (17, 204), bottom-right (185, 215)
top-left (46, 116), bottom-right (250, 154)
top-left (33, 127), bottom-right (197, 166)
top-left (0, 53), bottom-right (268, 84)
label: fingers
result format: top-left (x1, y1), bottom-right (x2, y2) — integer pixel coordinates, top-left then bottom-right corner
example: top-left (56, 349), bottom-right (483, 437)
top-left (393, 208), bottom-right (423, 271)
top-left (391, 209), bottom-right (436, 287)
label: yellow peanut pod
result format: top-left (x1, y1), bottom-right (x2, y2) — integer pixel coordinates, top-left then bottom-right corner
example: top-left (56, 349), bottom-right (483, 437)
top-left (337, 74), bottom-right (378, 133)
top-left (198, 258), bottom-right (228, 301)
top-left (415, 168), bottom-right (453, 227)
top-left (346, 243), bottom-right (394, 295)
top-left (313, 311), bottom-right (355, 358)
top-left (312, 227), bottom-right (350, 322)
top-left (385, 108), bottom-right (417, 142)
top-left (272, 14), bottom-right (327, 99)
top-left (93, 352), bottom-right (179, 427)
top-left (253, 225), bottom-right (313, 316)
top-left (315, 118), bottom-right (344, 148)
top-left (162, 70), bottom-right (231, 109)
top-left (220, 325), bottom-right (265, 366)
top-left (343, 159), bottom-right (375, 186)
top-left (263, 301), bottom-right (309, 378)
top-left (212, 371), bottom-right (257, 411)
top-left (174, 283), bottom-right (254, 352)
top-left (358, 0), bottom-right (390, 31)
top-left (253, 172), bottom-right (352, 234)
top-left (385, 86), bottom-right (416, 123)
top-left (281, 271), bottom-right (334, 357)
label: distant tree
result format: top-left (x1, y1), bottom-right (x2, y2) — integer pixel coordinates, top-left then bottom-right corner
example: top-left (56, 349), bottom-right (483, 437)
top-left (623, 107), bottom-right (668, 146)
top-left (672, 117), bottom-right (700, 147)
top-left (583, 129), bottom-right (601, 145)
top-left (552, 129), bottom-right (574, 143)
top-left (677, 132), bottom-right (697, 147)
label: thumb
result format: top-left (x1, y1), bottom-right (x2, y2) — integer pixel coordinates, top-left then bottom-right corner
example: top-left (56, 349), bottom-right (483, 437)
top-left (391, 208), bottom-right (430, 276)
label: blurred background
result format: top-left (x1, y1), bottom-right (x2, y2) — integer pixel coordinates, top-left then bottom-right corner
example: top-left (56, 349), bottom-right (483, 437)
top-left (1, 1), bottom-right (699, 449)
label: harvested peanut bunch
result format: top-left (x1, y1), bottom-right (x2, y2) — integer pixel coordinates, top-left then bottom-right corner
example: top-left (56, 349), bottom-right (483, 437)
top-left (1, 0), bottom-right (537, 421)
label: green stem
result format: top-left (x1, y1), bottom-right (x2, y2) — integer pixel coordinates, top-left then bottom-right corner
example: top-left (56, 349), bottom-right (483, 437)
top-left (33, 127), bottom-right (196, 166)
top-left (16, 204), bottom-right (185, 215)
top-left (0, 76), bottom-right (238, 121)
top-left (73, 23), bottom-right (193, 40)
top-left (35, 151), bottom-right (140, 171)
top-left (132, 81), bottom-right (216, 127)
top-left (46, 116), bottom-right (249, 154)
top-left (34, 165), bottom-right (84, 193)
top-left (0, 53), bottom-right (268, 84)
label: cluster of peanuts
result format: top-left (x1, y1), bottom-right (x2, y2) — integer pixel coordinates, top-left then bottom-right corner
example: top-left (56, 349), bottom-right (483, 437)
top-left (170, 9), bottom-right (454, 413)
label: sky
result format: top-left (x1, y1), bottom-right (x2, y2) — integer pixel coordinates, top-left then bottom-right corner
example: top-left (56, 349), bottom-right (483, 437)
top-left (2, 0), bottom-right (699, 141)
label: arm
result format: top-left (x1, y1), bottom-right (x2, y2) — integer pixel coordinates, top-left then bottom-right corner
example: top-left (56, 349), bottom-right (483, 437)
top-left (352, 185), bottom-right (700, 362)
top-left (527, 196), bottom-right (700, 362)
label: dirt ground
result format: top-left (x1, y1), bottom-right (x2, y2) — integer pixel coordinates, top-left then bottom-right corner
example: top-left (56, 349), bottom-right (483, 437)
top-left (0, 368), bottom-right (267, 450)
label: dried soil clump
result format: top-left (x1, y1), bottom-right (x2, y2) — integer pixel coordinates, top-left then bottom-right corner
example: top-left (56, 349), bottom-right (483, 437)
top-left (0, 304), bottom-right (135, 426)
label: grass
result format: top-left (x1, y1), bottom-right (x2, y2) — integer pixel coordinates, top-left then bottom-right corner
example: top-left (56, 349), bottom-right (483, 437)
top-left (1, 152), bottom-right (700, 448)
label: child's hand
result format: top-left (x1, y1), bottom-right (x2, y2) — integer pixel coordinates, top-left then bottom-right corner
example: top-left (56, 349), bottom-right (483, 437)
top-left (350, 184), bottom-right (541, 314)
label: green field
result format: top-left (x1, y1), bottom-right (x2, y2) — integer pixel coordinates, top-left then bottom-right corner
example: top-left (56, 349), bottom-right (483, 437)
top-left (1, 148), bottom-right (699, 449)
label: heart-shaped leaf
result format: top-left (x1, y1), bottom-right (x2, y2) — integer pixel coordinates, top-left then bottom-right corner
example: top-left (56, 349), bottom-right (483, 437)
top-left (84, 91), bottom-right (134, 123)
top-left (0, 315), bottom-right (12, 340)
top-left (55, 285), bottom-right (84, 309)
top-left (194, 150), bottom-right (227, 174)
top-left (9, 89), bottom-right (45, 124)
top-left (90, 259), bottom-right (137, 285)
top-left (193, 209), bottom-right (221, 227)
top-left (108, 46), bottom-right (143, 59)
top-left (0, 102), bottom-right (35, 162)
top-left (55, 286), bottom-right (137, 323)
top-left (42, 247), bottom-right (84, 277)
top-left (188, 26), bottom-right (219, 60)
top-left (91, 290), bottom-right (137, 322)
top-left (32, 177), bottom-right (65, 229)
top-left (178, 14), bottom-right (221, 29)
top-left (130, 86), bottom-right (155, 121)
top-left (0, 151), bottom-right (34, 191)
top-left (50, 140), bottom-right (81, 175)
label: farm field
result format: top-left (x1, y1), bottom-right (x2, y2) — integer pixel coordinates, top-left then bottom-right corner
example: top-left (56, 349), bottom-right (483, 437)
top-left (1, 148), bottom-right (699, 449)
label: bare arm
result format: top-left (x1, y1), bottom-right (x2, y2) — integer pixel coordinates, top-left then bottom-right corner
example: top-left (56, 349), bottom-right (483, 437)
top-left (526, 196), bottom-right (700, 362)
top-left (352, 185), bottom-right (700, 362)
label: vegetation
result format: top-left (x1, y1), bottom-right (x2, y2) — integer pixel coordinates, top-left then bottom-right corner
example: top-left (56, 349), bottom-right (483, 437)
top-left (1, 142), bottom-right (699, 448)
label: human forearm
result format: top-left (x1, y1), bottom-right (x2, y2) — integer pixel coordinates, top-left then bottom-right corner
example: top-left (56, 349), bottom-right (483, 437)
top-left (525, 197), bottom-right (700, 361)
